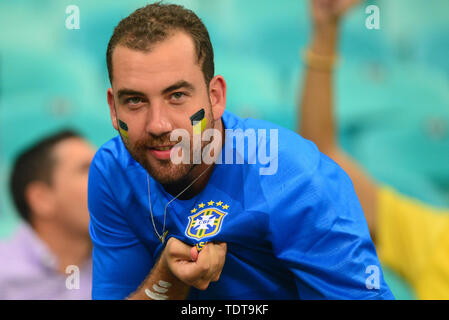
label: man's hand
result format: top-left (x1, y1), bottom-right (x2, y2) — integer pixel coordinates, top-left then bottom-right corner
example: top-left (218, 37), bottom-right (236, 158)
top-left (308, 0), bottom-right (360, 56)
top-left (127, 237), bottom-right (226, 299)
top-left (310, 0), bottom-right (360, 27)
top-left (162, 237), bottom-right (227, 291)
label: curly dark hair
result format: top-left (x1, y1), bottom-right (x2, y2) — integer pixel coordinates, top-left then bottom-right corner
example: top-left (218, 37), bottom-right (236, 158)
top-left (106, 2), bottom-right (214, 86)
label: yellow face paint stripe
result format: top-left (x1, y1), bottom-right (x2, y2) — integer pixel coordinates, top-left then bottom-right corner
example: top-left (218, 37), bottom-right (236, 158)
top-left (191, 109), bottom-right (207, 135)
top-left (119, 128), bottom-right (128, 138)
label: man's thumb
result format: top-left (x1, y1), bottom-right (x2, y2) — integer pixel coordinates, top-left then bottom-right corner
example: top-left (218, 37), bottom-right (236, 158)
top-left (190, 246), bottom-right (199, 262)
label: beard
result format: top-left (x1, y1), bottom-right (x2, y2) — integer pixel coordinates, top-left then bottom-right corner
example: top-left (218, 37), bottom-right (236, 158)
top-left (124, 131), bottom-right (194, 186)
top-left (120, 105), bottom-right (215, 186)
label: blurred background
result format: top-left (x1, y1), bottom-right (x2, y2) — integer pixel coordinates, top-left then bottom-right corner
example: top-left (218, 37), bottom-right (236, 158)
top-left (1, 0), bottom-right (448, 299)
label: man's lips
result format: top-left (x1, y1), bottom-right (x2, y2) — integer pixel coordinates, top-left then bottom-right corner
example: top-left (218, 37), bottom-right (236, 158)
top-left (147, 145), bottom-right (178, 160)
top-left (149, 145), bottom-right (174, 151)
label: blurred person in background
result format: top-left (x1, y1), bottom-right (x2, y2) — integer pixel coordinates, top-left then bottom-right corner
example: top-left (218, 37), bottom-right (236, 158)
top-left (300, 0), bottom-right (449, 299)
top-left (0, 130), bottom-right (95, 299)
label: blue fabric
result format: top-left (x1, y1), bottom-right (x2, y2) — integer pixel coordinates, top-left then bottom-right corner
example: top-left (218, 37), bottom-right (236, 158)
top-left (88, 110), bottom-right (394, 300)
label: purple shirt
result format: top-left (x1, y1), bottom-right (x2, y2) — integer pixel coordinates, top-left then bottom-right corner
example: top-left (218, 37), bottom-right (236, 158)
top-left (0, 223), bottom-right (92, 299)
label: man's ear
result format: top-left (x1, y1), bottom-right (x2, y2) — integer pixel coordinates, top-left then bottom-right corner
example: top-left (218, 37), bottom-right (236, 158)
top-left (208, 75), bottom-right (227, 121)
top-left (107, 88), bottom-right (119, 131)
top-left (25, 181), bottom-right (56, 220)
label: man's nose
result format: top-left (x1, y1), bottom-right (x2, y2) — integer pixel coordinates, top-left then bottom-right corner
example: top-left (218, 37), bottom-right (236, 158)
top-left (144, 102), bottom-right (173, 136)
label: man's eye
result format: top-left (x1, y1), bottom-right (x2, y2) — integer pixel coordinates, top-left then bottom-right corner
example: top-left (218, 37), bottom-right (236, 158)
top-left (126, 97), bottom-right (143, 105)
top-left (171, 92), bottom-right (186, 100)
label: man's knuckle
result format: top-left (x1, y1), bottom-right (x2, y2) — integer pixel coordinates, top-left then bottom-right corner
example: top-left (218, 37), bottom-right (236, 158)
top-left (213, 273), bottom-right (221, 282)
top-left (196, 281), bottom-right (210, 291)
top-left (200, 261), bottom-right (210, 272)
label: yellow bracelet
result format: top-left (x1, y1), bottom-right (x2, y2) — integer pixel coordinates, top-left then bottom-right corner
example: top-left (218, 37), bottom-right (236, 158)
top-left (302, 49), bottom-right (338, 71)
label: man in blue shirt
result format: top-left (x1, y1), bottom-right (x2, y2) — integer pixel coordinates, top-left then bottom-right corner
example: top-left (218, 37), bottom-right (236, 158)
top-left (88, 2), bottom-right (394, 299)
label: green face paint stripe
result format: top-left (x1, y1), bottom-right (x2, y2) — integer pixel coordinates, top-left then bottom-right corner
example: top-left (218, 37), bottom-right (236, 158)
top-left (190, 108), bottom-right (205, 125)
top-left (118, 119), bottom-right (129, 141)
top-left (118, 119), bottom-right (128, 131)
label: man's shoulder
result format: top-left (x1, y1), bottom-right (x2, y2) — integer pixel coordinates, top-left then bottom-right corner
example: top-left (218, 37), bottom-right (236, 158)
top-left (93, 135), bottom-right (125, 164)
top-left (223, 110), bottom-right (321, 175)
top-left (222, 112), bottom-right (327, 211)
top-left (90, 135), bottom-right (137, 175)
top-left (231, 114), bottom-right (357, 215)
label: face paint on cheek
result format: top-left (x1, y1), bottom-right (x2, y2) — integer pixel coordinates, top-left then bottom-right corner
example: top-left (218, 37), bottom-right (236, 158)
top-left (118, 119), bottom-right (129, 142)
top-left (190, 108), bottom-right (207, 135)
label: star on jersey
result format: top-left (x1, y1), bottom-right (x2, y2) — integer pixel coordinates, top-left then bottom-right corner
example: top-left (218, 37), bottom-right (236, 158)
top-left (185, 200), bottom-right (229, 241)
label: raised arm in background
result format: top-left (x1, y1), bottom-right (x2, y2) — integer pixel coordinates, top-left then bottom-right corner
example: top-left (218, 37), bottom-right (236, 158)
top-left (299, 1), bottom-right (449, 299)
top-left (299, 0), bottom-right (379, 239)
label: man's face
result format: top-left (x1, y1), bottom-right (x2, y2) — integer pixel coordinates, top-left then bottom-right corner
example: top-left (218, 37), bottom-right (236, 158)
top-left (107, 31), bottom-right (225, 185)
top-left (50, 138), bottom-right (95, 237)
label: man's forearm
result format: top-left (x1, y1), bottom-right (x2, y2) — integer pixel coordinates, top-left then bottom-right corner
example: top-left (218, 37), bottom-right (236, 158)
top-left (127, 253), bottom-right (190, 300)
top-left (299, 24), bottom-right (338, 152)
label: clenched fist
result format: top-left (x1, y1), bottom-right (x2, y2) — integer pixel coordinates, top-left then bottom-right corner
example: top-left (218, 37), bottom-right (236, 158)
top-left (162, 237), bottom-right (227, 291)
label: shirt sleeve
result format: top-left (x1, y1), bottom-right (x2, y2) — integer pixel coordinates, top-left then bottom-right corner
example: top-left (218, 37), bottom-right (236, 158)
top-left (376, 186), bottom-right (449, 293)
top-left (267, 151), bottom-right (394, 299)
top-left (416, 228), bottom-right (449, 299)
top-left (88, 152), bottom-right (153, 299)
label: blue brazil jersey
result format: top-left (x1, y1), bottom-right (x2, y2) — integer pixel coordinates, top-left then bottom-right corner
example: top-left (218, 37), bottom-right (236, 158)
top-left (88, 110), bottom-right (394, 299)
